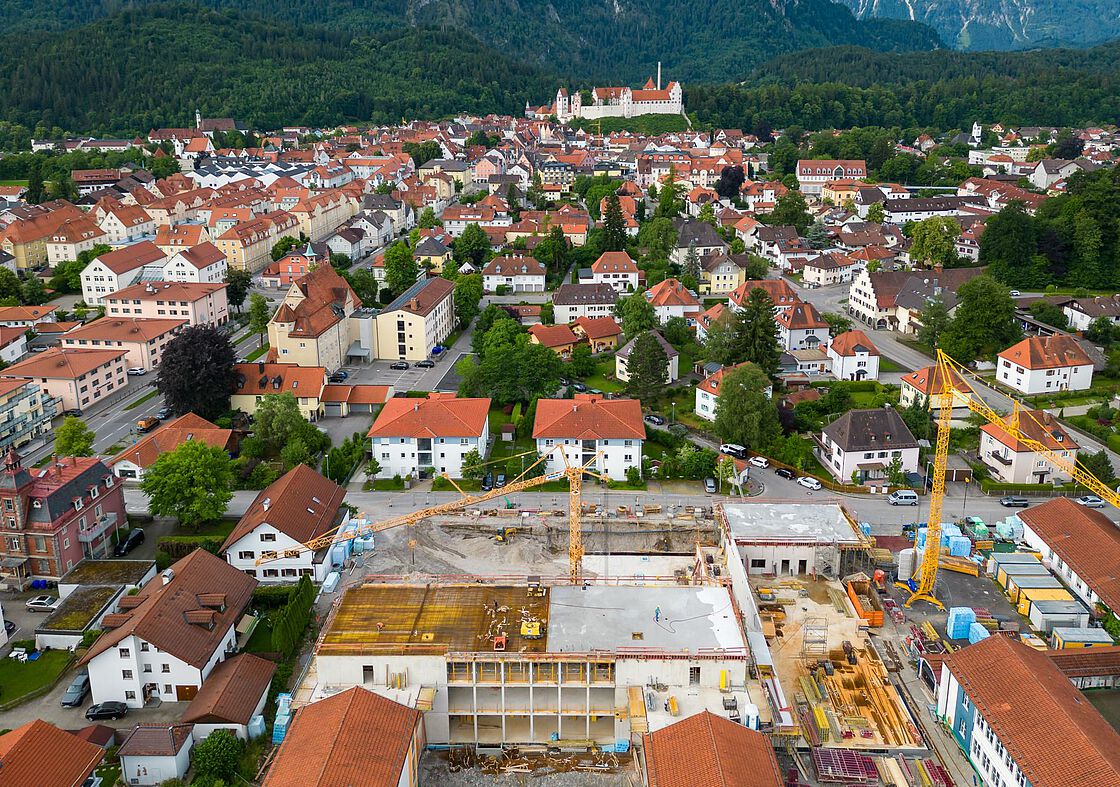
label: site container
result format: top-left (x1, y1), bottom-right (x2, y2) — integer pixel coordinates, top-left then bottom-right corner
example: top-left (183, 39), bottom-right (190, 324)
top-left (1017, 586), bottom-right (1074, 617)
top-left (1051, 627), bottom-right (1116, 649)
top-left (1007, 574), bottom-right (1063, 604)
top-left (1028, 599), bottom-right (1090, 635)
top-left (995, 561), bottom-right (1048, 590)
top-left (846, 579), bottom-right (883, 627)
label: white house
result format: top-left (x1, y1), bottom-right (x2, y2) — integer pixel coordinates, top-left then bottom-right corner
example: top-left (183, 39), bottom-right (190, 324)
top-left (181, 653), bottom-right (276, 742)
top-left (221, 465), bottom-right (347, 583)
top-left (826, 330), bottom-right (880, 381)
top-left (161, 242), bottom-right (228, 284)
top-left (80, 241), bottom-right (166, 306)
top-left (775, 301), bottom-right (828, 351)
top-left (533, 395), bottom-right (645, 481)
top-left (79, 549), bottom-right (257, 708)
top-left (367, 393), bottom-right (490, 479)
top-left (118, 724), bottom-right (194, 787)
top-left (936, 635), bottom-right (1120, 787)
top-left (996, 335), bottom-right (1094, 395)
top-left (482, 255), bottom-right (547, 293)
top-left (979, 409), bottom-right (1076, 485)
top-left (796, 159), bottom-right (866, 196)
top-left (1062, 294), bottom-right (1120, 332)
top-left (615, 331), bottom-right (678, 384)
top-left (551, 283), bottom-right (618, 324)
top-left (644, 278), bottom-right (701, 325)
top-left (694, 362), bottom-right (770, 422)
top-left (590, 251), bottom-right (639, 292)
top-left (818, 408), bottom-right (919, 483)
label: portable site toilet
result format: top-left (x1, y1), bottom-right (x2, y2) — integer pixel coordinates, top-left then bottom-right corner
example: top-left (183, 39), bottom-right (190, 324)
top-left (1051, 627), bottom-right (1116, 649)
top-left (1007, 574), bottom-right (1063, 604)
top-left (1017, 586), bottom-right (1074, 617)
top-left (1029, 599), bottom-right (1091, 635)
top-left (994, 560), bottom-right (1047, 591)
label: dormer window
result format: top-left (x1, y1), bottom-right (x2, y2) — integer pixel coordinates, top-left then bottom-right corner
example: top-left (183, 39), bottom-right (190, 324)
top-left (31, 499), bottom-right (42, 509)
top-left (105, 476), bottom-right (114, 488)
top-left (74, 499), bottom-right (84, 511)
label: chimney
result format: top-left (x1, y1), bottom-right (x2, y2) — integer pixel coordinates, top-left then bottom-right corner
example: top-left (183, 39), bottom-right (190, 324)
top-left (262, 497), bottom-right (271, 511)
top-left (257, 361), bottom-right (265, 374)
top-left (161, 568), bottom-right (175, 585)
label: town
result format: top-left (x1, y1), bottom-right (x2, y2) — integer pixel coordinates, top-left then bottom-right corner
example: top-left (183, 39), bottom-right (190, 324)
top-left (0, 93), bottom-right (1118, 787)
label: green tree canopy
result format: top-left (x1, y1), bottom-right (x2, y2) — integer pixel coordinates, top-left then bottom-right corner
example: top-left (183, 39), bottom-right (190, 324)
top-left (733, 288), bottom-right (781, 378)
top-left (940, 275), bottom-right (1022, 361)
top-left (224, 268), bottom-right (252, 313)
top-left (624, 331), bottom-right (669, 402)
top-left (140, 440), bottom-right (233, 526)
top-left (54, 417), bottom-right (95, 456)
top-left (453, 223), bottom-right (491, 269)
top-left (909, 216), bottom-right (961, 267)
top-left (617, 291), bottom-right (658, 339)
top-left (713, 363), bottom-right (780, 450)
top-left (156, 326), bottom-right (236, 420)
top-left (248, 293), bottom-right (272, 347)
top-left (383, 240), bottom-right (419, 298)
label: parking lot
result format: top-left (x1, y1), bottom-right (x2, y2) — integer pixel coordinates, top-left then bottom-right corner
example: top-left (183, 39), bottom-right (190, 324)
top-left (332, 352), bottom-right (464, 395)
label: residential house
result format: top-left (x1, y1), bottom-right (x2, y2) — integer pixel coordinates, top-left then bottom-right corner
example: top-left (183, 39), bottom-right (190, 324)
top-left (996, 335), bottom-right (1094, 395)
top-left (936, 635), bottom-right (1120, 787)
top-left (181, 652), bottom-right (276, 741)
top-left (644, 278), bottom-right (701, 325)
top-left (0, 201), bottom-right (85, 270)
top-left (802, 251), bottom-right (858, 288)
top-left (324, 226), bottom-right (368, 263)
top-left (105, 281), bottom-right (229, 327)
top-left (533, 394), bottom-right (645, 480)
top-left (267, 265), bottom-right (362, 371)
top-left (694, 362), bottom-right (769, 422)
top-left (728, 279), bottom-right (799, 313)
top-left (0, 449), bottom-right (126, 586)
top-left (615, 330), bottom-right (678, 384)
top-left (216, 211), bottom-right (301, 273)
top-left (231, 363), bottom-right (328, 422)
top-left (892, 267), bottom-right (983, 335)
top-left (161, 242), bottom-right (227, 284)
top-left (979, 409), bottom-right (1076, 485)
top-left (570, 316), bottom-right (622, 353)
top-left (695, 302), bottom-right (733, 343)
top-left (797, 160), bottom-right (867, 195)
top-left (61, 318), bottom-right (186, 371)
top-left (0, 326), bottom-right (27, 365)
top-left (93, 199), bottom-right (155, 245)
top-left (0, 379), bottom-right (56, 453)
top-left (0, 720), bottom-right (104, 787)
top-left (1, 347), bottom-right (127, 412)
top-left (552, 283), bottom-right (618, 323)
top-left (900, 365), bottom-right (974, 423)
top-left (262, 687), bottom-right (425, 787)
top-left (46, 215), bottom-right (106, 266)
top-left (373, 277), bottom-right (456, 362)
top-left (414, 236), bottom-right (453, 274)
top-left (482, 256), bottom-right (546, 293)
top-left (671, 218), bottom-right (728, 266)
top-left (368, 393), bottom-right (489, 480)
top-left (263, 242), bottom-right (330, 289)
top-left (154, 224), bottom-right (211, 256)
top-left (79, 548), bottom-right (257, 707)
top-left (109, 413), bottom-right (236, 482)
top-left (528, 324), bottom-right (580, 359)
top-left (697, 251), bottom-right (747, 295)
top-left (0, 304), bottom-right (56, 328)
top-left (1029, 158), bottom-right (1097, 190)
top-left (289, 190), bottom-right (357, 243)
top-left (826, 330), bottom-right (880, 381)
top-left (775, 302), bottom-right (828, 350)
top-left (818, 408), bottom-right (919, 483)
top-left (590, 251), bottom-right (639, 292)
top-left (847, 269), bottom-right (912, 329)
top-left (80, 241), bottom-right (166, 305)
top-left (118, 724), bottom-right (194, 787)
top-left (221, 465), bottom-right (347, 583)
top-left (1062, 294), bottom-right (1120, 332)
top-left (643, 711), bottom-right (783, 787)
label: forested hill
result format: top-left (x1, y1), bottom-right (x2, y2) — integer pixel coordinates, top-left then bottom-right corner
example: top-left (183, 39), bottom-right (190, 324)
top-left (685, 43), bottom-right (1120, 132)
top-left (0, 0), bottom-right (941, 84)
top-left (0, 4), bottom-right (556, 134)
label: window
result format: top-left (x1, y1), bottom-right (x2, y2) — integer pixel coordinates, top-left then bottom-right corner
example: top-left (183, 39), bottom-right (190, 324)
top-left (161, 664), bottom-right (170, 673)
top-left (164, 684), bottom-right (173, 695)
top-left (260, 533), bottom-right (276, 542)
top-left (140, 643), bottom-right (149, 652)
top-left (119, 647), bottom-right (130, 658)
top-left (143, 664), bottom-right (152, 673)
top-left (125, 691), bottom-right (136, 700)
top-left (122, 670), bottom-right (133, 679)
top-left (749, 559), bottom-right (766, 569)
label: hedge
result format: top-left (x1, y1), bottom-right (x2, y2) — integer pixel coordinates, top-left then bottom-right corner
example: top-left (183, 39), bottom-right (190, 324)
top-left (252, 585), bottom-right (298, 610)
top-left (271, 576), bottom-right (315, 657)
top-left (157, 535), bottom-right (225, 559)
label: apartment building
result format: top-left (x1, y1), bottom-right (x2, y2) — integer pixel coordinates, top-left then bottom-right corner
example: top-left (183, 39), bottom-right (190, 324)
top-left (80, 241), bottom-right (167, 305)
top-left (2, 347), bottom-right (127, 412)
top-left (979, 409), bottom-right (1076, 485)
top-left (996, 334), bottom-right (1094, 395)
top-left (374, 277), bottom-right (456, 362)
top-left (0, 379), bottom-right (56, 452)
top-left (533, 394), bottom-right (644, 481)
top-left (368, 393), bottom-right (490, 479)
top-left (552, 284), bottom-right (618, 324)
top-left (60, 317), bottom-right (186, 371)
top-left (268, 265), bottom-right (361, 371)
top-left (105, 281), bottom-right (229, 327)
top-left (216, 210), bottom-right (301, 273)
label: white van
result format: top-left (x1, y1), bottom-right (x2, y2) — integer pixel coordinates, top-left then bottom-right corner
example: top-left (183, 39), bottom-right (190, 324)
top-left (719, 443), bottom-right (747, 459)
top-left (888, 490), bottom-right (919, 506)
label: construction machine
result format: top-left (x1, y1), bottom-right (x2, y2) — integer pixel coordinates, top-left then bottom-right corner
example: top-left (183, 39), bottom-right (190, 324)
top-left (494, 527), bottom-right (517, 544)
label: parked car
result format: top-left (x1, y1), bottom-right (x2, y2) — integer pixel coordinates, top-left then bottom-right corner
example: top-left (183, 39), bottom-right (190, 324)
top-left (389, 361), bottom-right (410, 370)
top-left (719, 443), bottom-right (747, 459)
top-left (495, 473), bottom-right (507, 488)
top-left (328, 372), bottom-right (348, 383)
top-left (155, 407), bottom-right (171, 420)
top-left (1076, 495), bottom-right (1106, 508)
top-left (888, 490), bottom-right (919, 506)
top-left (113, 528), bottom-right (145, 557)
top-left (416, 359), bottom-right (435, 368)
top-left (61, 409), bottom-right (83, 418)
top-left (644, 414), bottom-right (666, 426)
top-left (85, 702), bottom-right (128, 721)
top-left (25, 595), bottom-right (59, 613)
top-left (481, 473), bottom-right (493, 491)
top-left (332, 369), bottom-right (350, 380)
top-left (3, 620), bottom-right (15, 635)
top-left (1009, 289), bottom-right (1022, 297)
top-left (60, 672), bottom-right (91, 708)
top-left (704, 477), bottom-right (717, 494)
top-left (571, 382), bottom-right (588, 393)
top-left (136, 416), bottom-right (160, 433)
top-left (126, 367), bottom-right (147, 376)
top-left (775, 467), bottom-right (795, 480)
top-left (748, 456), bottom-right (769, 469)
top-left (797, 476), bottom-right (823, 491)
top-left (999, 496), bottom-right (1030, 508)
top-left (559, 378), bottom-right (570, 387)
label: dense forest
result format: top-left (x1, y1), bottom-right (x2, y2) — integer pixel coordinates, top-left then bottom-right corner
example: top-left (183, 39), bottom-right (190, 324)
top-left (0, 0), bottom-right (940, 84)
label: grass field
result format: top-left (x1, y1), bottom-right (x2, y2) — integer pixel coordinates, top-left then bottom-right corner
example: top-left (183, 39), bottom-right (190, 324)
top-left (879, 356), bottom-right (905, 373)
top-left (0, 180), bottom-right (28, 187)
top-left (246, 343), bottom-right (270, 361)
top-left (123, 389), bottom-right (160, 411)
top-left (0, 650), bottom-right (71, 706)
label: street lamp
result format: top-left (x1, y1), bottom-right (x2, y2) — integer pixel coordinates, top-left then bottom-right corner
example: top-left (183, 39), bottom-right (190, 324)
top-left (671, 402), bottom-right (676, 424)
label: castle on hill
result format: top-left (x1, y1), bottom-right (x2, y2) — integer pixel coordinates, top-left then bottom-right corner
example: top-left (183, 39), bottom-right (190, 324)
top-left (527, 63), bottom-right (683, 123)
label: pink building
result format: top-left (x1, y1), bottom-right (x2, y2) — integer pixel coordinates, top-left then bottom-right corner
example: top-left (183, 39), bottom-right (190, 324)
top-left (2, 347), bottom-right (128, 412)
top-left (104, 281), bottom-right (229, 327)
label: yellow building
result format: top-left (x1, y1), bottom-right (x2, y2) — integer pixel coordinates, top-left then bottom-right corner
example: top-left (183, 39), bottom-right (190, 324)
top-left (216, 210), bottom-right (301, 273)
top-left (374, 278), bottom-right (456, 361)
top-left (414, 236), bottom-right (453, 275)
top-left (698, 252), bottom-right (748, 295)
top-left (268, 265), bottom-right (363, 372)
top-left (231, 362), bottom-right (328, 421)
top-left (0, 202), bottom-right (86, 270)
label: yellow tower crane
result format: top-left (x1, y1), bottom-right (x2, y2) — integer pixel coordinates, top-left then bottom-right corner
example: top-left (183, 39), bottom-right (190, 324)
top-left (257, 447), bottom-right (608, 583)
top-left (906, 348), bottom-right (1120, 609)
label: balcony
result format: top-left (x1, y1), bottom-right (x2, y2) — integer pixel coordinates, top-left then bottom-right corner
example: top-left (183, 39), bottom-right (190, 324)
top-left (78, 512), bottom-right (118, 544)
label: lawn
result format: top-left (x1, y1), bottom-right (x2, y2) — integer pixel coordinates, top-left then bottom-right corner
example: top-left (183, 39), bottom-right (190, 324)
top-left (174, 519), bottom-right (236, 538)
top-left (432, 476), bottom-right (482, 492)
top-left (122, 389), bottom-right (160, 411)
top-left (246, 343), bottom-right (270, 362)
top-left (0, 650), bottom-right (71, 707)
top-left (0, 180), bottom-right (28, 187)
top-left (243, 615), bottom-right (274, 653)
top-left (582, 360), bottom-right (624, 393)
top-left (879, 356), bottom-right (905, 373)
top-left (369, 478), bottom-right (405, 491)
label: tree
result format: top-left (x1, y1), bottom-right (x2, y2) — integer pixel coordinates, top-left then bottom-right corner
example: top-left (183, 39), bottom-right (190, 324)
top-left (192, 730), bottom-right (243, 784)
top-left (461, 449), bottom-right (485, 480)
top-left (25, 159), bottom-right (44, 204)
top-left (900, 395), bottom-right (932, 442)
top-left (979, 202), bottom-right (1042, 287)
top-left (453, 273), bottom-right (483, 328)
top-left (601, 193), bottom-right (627, 253)
top-left (329, 252), bottom-right (351, 270)
top-left (270, 236), bottom-right (298, 262)
top-left (418, 206), bottom-right (441, 229)
top-left (383, 241), bottom-right (419, 298)
top-left (917, 297), bottom-right (952, 350)
top-left (683, 243), bottom-right (701, 285)
top-left (655, 172), bottom-right (683, 219)
top-left (453, 223), bottom-right (491, 268)
top-left (716, 455), bottom-right (738, 492)
top-left (345, 267), bottom-right (379, 305)
top-left (0, 269), bottom-right (21, 303)
top-left (697, 203), bottom-right (717, 227)
top-left (703, 312), bottom-right (739, 366)
top-left (255, 393), bottom-right (311, 454)
top-left (715, 165), bottom-right (745, 199)
top-left (617, 291), bottom-right (658, 339)
top-left (1052, 134), bottom-right (1085, 160)
top-left (1080, 449), bottom-right (1118, 487)
top-left (566, 343), bottom-right (596, 378)
top-left (459, 339), bottom-right (563, 405)
top-left (156, 326), bottom-right (236, 420)
top-left (1086, 317), bottom-right (1116, 346)
top-left (885, 455), bottom-right (907, 486)
top-left (224, 268), bottom-right (252, 313)
top-left (910, 216), bottom-right (960, 267)
top-left (713, 363), bottom-right (780, 450)
top-left (47, 171), bottom-right (77, 202)
top-left (1028, 300), bottom-right (1069, 329)
top-left (636, 217), bottom-right (677, 261)
top-left (662, 316), bottom-right (692, 347)
top-left (866, 202), bottom-right (886, 223)
top-left (141, 440), bottom-right (233, 526)
top-left (402, 140), bottom-right (441, 168)
top-left (54, 417), bottom-right (95, 456)
top-left (364, 456), bottom-right (382, 479)
top-left (533, 226), bottom-right (569, 278)
top-left (20, 275), bottom-right (47, 306)
top-left (248, 293), bottom-right (271, 347)
top-left (940, 275), bottom-right (1022, 361)
top-left (804, 221), bottom-right (829, 250)
top-left (540, 301), bottom-right (555, 325)
top-left (821, 311), bottom-right (852, 337)
top-left (624, 332), bottom-right (668, 401)
top-left (733, 289), bottom-right (781, 378)
top-left (744, 254), bottom-right (769, 279)
top-left (765, 192), bottom-right (811, 234)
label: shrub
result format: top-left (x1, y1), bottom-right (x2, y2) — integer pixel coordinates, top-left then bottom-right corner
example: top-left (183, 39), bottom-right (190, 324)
top-left (154, 550), bottom-right (172, 571)
top-left (81, 629), bottom-right (102, 648)
top-left (193, 730), bottom-right (243, 783)
top-left (270, 575), bottom-right (316, 657)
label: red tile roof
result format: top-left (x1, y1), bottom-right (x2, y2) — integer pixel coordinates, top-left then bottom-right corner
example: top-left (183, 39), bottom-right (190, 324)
top-left (91, 241), bottom-right (165, 274)
top-left (645, 278), bottom-right (699, 309)
top-left (728, 279), bottom-right (799, 309)
top-left (570, 316), bottom-right (621, 340)
top-left (944, 635), bottom-right (1120, 786)
top-left (775, 301), bottom-right (827, 330)
top-left (118, 724), bottom-right (193, 757)
top-left (901, 365), bottom-right (973, 396)
top-left (827, 329), bottom-right (879, 357)
top-left (644, 711), bottom-right (782, 787)
top-left (533, 395), bottom-right (645, 440)
top-left (108, 412), bottom-right (234, 470)
top-left (181, 653), bottom-right (277, 725)
top-left (221, 464), bottom-right (346, 551)
top-left (2, 347), bottom-right (126, 381)
top-left (263, 687), bottom-right (421, 787)
top-left (0, 720), bottom-right (103, 787)
top-left (62, 317), bottom-right (186, 344)
top-left (591, 251), bottom-right (638, 274)
top-left (980, 408), bottom-right (1076, 453)
top-left (233, 363), bottom-right (327, 399)
top-left (368, 393), bottom-right (490, 439)
top-left (528, 323), bottom-right (579, 349)
top-left (998, 334), bottom-right (1093, 370)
